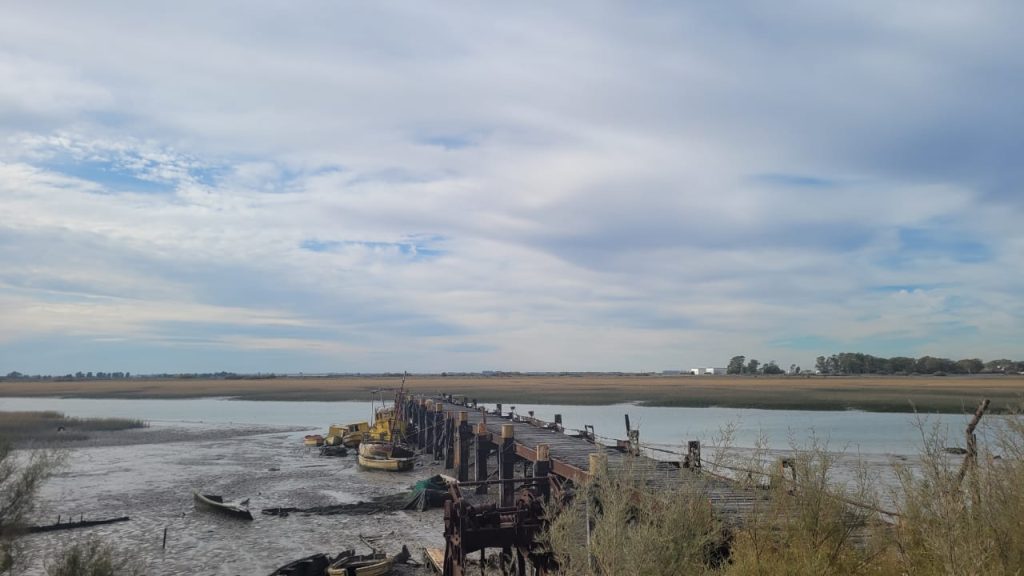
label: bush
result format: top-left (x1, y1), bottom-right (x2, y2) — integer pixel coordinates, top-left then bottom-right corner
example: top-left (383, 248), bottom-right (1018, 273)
top-left (890, 411), bottom-right (1024, 574)
top-left (544, 458), bottom-right (726, 575)
top-left (0, 438), bottom-right (64, 575)
top-left (46, 536), bottom-right (143, 576)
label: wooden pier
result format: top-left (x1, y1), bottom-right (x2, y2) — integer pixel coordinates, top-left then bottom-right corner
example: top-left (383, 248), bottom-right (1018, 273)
top-left (402, 393), bottom-right (761, 575)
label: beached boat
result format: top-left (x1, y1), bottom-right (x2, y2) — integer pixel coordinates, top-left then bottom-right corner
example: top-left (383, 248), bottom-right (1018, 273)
top-left (319, 445), bottom-right (349, 457)
top-left (268, 552), bottom-right (335, 576)
top-left (303, 434), bottom-right (325, 447)
top-left (326, 550), bottom-right (393, 576)
top-left (192, 490), bottom-right (254, 521)
top-left (326, 422), bottom-right (370, 448)
top-left (357, 442), bottom-right (416, 472)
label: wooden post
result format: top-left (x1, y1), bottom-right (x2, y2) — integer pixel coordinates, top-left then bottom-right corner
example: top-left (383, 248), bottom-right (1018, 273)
top-left (958, 398), bottom-right (991, 489)
top-left (535, 444), bottom-right (551, 502)
top-left (416, 399), bottom-right (425, 449)
top-left (432, 403), bottom-right (444, 460)
top-left (684, 440), bottom-right (702, 470)
top-left (496, 403), bottom-right (502, 417)
top-left (475, 422), bottom-right (490, 495)
top-left (455, 411), bottom-right (471, 481)
top-left (499, 424), bottom-right (516, 507)
top-left (444, 412), bottom-right (455, 470)
top-left (554, 414), bottom-right (563, 429)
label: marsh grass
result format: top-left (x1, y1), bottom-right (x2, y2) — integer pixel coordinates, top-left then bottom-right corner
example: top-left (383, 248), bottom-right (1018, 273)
top-left (544, 457), bottom-right (726, 576)
top-left (888, 412), bottom-right (1024, 574)
top-left (545, 409), bottom-right (1024, 575)
top-left (0, 411), bottom-right (147, 443)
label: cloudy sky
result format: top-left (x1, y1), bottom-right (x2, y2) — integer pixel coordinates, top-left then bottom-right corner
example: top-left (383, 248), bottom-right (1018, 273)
top-left (1, 1), bottom-right (1021, 374)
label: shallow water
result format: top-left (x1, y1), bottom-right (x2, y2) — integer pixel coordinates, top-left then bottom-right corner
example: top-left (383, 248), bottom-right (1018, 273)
top-left (0, 396), bottom-right (992, 573)
top-left (0, 396), bottom-right (977, 455)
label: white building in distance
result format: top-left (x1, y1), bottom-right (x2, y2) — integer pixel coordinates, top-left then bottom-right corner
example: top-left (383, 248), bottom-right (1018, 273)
top-left (690, 367), bottom-right (727, 375)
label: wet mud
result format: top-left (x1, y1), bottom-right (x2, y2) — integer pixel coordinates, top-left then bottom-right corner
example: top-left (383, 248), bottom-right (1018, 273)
top-left (19, 422), bottom-right (445, 575)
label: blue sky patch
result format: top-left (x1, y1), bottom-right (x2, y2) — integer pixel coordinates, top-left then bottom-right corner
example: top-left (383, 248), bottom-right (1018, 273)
top-left (300, 236), bottom-right (446, 260)
top-left (898, 228), bottom-right (992, 264)
top-left (752, 173), bottom-right (839, 189)
top-left (45, 158), bottom-right (177, 194)
top-left (419, 133), bottom-right (478, 150)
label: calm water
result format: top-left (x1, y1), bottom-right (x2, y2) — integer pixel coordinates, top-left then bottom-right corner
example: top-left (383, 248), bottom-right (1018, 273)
top-left (0, 396), bottom-right (980, 455)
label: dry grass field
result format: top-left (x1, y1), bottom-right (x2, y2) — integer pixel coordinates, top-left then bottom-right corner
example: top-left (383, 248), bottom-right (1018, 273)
top-left (2, 374), bottom-right (1023, 413)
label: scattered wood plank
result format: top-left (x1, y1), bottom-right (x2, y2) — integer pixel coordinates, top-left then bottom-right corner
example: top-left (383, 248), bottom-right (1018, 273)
top-left (28, 516), bottom-right (130, 533)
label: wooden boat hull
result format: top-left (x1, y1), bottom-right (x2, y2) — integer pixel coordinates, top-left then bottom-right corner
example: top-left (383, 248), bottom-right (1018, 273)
top-left (326, 551), bottom-right (393, 576)
top-left (357, 442), bottom-right (415, 472)
top-left (193, 491), bottom-right (253, 521)
top-left (357, 453), bottom-right (414, 472)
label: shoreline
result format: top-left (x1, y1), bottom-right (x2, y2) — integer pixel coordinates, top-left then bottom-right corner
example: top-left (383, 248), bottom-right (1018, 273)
top-left (3, 374), bottom-right (1023, 413)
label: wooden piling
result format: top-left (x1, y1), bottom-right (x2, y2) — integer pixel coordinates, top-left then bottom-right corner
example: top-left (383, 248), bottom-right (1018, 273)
top-left (444, 412), bottom-right (456, 470)
top-left (455, 411), bottom-right (471, 481)
top-left (475, 422), bottom-right (490, 495)
top-left (499, 424), bottom-right (516, 507)
top-left (589, 452), bottom-right (607, 477)
top-left (432, 403), bottom-right (443, 459)
top-left (535, 444), bottom-right (551, 501)
top-left (417, 399), bottom-right (426, 449)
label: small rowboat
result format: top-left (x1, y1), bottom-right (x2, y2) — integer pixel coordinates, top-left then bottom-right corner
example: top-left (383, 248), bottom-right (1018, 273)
top-left (303, 434), bottom-right (325, 447)
top-left (357, 442), bottom-right (416, 472)
top-left (193, 490), bottom-right (253, 521)
top-left (326, 550), bottom-right (393, 576)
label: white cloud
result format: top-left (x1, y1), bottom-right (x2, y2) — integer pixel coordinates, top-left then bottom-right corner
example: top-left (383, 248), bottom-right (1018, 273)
top-left (0, 1), bottom-right (1022, 373)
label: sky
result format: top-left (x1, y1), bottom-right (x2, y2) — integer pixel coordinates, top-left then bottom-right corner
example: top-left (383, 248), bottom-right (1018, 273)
top-left (1, 1), bottom-right (1022, 375)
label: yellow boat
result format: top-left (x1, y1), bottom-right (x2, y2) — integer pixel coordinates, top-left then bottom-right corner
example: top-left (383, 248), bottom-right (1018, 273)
top-left (326, 422), bottom-right (370, 448)
top-left (357, 442), bottom-right (416, 472)
top-left (303, 434), bottom-right (324, 447)
top-left (365, 406), bottom-right (407, 442)
top-left (326, 550), bottom-right (393, 576)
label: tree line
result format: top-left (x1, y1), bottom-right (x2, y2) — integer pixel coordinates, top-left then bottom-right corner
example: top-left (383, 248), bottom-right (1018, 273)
top-left (726, 356), bottom-right (790, 375)
top-left (814, 353), bottom-right (1023, 375)
top-left (726, 353), bottom-right (1024, 376)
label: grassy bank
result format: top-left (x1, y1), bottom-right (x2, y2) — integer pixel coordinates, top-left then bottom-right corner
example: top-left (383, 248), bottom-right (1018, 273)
top-left (0, 411), bottom-right (147, 443)
top-left (547, 411), bottom-right (1024, 575)
top-left (1, 374), bottom-right (1023, 413)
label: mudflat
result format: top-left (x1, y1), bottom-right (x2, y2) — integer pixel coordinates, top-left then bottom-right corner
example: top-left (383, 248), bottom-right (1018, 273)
top-left (2, 374), bottom-right (1023, 413)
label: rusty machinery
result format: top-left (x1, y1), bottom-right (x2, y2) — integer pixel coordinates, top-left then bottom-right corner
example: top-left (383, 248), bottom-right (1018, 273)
top-left (442, 482), bottom-right (559, 576)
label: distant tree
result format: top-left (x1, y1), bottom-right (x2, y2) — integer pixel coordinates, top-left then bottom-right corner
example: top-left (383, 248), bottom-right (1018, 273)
top-left (956, 358), bottom-right (984, 374)
top-left (815, 356), bottom-right (828, 374)
top-left (746, 359), bottom-right (760, 374)
top-left (985, 359), bottom-right (1015, 373)
top-left (763, 361), bottom-right (784, 375)
top-left (889, 357), bottom-right (915, 373)
top-left (727, 356), bottom-right (746, 375)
